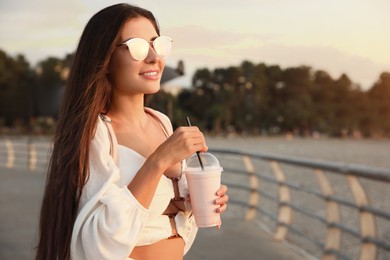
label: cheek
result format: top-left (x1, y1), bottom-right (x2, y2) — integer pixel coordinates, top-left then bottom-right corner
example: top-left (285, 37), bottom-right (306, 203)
top-left (109, 51), bottom-right (128, 74)
top-left (160, 58), bottom-right (166, 68)
top-left (109, 54), bottom-right (136, 85)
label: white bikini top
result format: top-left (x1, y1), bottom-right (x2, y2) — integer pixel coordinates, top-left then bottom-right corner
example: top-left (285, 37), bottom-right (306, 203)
top-left (112, 108), bottom-right (189, 246)
top-left (117, 145), bottom-right (176, 246)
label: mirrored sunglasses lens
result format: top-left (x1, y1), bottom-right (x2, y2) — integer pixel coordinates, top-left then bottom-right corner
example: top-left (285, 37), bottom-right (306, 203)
top-left (153, 37), bottom-right (172, 57)
top-left (128, 38), bottom-right (149, 61)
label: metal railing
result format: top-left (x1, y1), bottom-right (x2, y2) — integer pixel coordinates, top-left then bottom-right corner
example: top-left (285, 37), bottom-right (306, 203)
top-left (0, 137), bottom-right (51, 171)
top-left (209, 148), bottom-right (390, 260)
top-left (1, 137), bottom-right (389, 259)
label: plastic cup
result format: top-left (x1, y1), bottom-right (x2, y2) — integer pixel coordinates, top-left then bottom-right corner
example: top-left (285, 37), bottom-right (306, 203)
top-left (184, 152), bottom-right (223, 228)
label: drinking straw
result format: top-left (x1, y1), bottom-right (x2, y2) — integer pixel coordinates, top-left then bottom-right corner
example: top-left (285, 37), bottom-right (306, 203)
top-left (186, 116), bottom-right (205, 171)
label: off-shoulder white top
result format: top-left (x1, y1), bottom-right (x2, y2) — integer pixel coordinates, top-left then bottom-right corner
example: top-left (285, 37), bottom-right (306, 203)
top-left (70, 108), bottom-right (198, 260)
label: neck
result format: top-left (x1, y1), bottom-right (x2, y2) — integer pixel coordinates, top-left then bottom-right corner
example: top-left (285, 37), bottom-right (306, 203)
top-left (108, 92), bottom-right (148, 127)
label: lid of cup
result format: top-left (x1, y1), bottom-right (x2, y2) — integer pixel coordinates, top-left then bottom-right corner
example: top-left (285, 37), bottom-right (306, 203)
top-left (185, 152), bottom-right (221, 170)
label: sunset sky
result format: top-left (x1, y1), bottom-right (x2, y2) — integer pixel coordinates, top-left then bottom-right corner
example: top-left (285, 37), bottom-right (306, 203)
top-left (1, 0), bottom-right (389, 89)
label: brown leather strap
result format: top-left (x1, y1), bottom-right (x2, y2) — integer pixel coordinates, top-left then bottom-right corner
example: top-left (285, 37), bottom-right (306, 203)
top-left (167, 214), bottom-right (181, 239)
top-left (170, 177), bottom-right (185, 202)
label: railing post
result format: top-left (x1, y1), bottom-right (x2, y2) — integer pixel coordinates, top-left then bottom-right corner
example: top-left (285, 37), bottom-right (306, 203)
top-left (28, 142), bottom-right (37, 171)
top-left (270, 161), bottom-right (293, 241)
top-left (5, 139), bottom-right (15, 169)
top-left (315, 169), bottom-right (341, 260)
top-left (347, 175), bottom-right (377, 260)
top-left (242, 155), bottom-right (259, 221)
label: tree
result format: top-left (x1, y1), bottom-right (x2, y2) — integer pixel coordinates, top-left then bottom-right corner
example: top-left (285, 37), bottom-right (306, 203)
top-left (0, 50), bottom-right (33, 128)
top-left (2, 47), bottom-right (389, 137)
top-left (277, 66), bottom-right (313, 134)
top-left (34, 56), bottom-right (70, 117)
top-left (311, 70), bottom-right (335, 133)
top-left (368, 72), bottom-right (390, 136)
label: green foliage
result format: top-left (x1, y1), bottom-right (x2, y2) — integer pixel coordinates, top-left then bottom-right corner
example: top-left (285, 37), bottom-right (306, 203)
top-left (175, 62), bottom-right (389, 137)
top-left (0, 49), bottom-right (70, 133)
top-left (368, 73), bottom-right (390, 136)
top-left (0, 50), bottom-right (33, 127)
top-left (0, 48), bottom-right (389, 137)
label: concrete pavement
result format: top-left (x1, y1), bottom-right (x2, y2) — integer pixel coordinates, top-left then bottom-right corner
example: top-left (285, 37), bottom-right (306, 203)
top-left (0, 167), bottom-right (305, 260)
top-left (185, 218), bottom-right (304, 260)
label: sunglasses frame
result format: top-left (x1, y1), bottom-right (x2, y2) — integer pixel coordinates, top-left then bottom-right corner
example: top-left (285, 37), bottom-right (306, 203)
top-left (118, 36), bottom-right (173, 61)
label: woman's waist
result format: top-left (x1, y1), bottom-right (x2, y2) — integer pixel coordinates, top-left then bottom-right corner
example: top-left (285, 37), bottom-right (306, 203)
top-left (131, 237), bottom-right (185, 260)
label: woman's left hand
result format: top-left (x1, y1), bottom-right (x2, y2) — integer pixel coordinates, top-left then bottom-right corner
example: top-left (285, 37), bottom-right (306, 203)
top-left (215, 185), bottom-right (228, 214)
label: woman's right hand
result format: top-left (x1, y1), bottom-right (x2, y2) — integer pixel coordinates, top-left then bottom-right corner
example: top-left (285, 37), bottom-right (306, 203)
top-left (151, 126), bottom-right (208, 171)
top-left (128, 126), bottom-right (207, 207)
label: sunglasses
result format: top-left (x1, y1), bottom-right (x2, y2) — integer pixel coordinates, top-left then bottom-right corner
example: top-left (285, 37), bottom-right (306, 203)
top-left (118, 36), bottom-right (173, 61)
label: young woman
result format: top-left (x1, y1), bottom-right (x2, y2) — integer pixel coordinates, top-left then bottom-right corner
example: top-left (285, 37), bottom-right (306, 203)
top-left (35, 3), bottom-right (228, 260)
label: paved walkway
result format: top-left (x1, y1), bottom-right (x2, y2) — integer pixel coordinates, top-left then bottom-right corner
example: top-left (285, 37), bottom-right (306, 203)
top-left (185, 218), bottom-right (304, 260)
top-left (0, 167), bottom-right (305, 260)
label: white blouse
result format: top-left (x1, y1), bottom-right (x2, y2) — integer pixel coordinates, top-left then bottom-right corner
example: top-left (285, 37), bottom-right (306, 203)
top-left (71, 108), bottom-right (198, 260)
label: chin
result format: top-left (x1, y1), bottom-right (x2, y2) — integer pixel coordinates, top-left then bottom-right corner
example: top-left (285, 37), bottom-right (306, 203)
top-left (145, 84), bottom-right (161, 94)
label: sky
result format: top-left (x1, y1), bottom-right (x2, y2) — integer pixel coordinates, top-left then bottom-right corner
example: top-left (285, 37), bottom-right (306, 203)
top-left (1, 0), bottom-right (389, 90)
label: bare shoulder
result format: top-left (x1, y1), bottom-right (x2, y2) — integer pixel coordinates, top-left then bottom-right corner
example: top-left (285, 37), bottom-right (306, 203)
top-left (144, 107), bottom-right (173, 133)
top-left (144, 107), bottom-right (170, 122)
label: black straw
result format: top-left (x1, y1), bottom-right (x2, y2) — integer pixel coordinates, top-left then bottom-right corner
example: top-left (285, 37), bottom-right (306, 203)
top-left (186, 116), bottom-right (205, 171)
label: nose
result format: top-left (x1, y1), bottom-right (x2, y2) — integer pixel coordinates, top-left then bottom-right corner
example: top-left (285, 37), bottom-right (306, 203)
top-left (144, 45), bottom-right (160, 63)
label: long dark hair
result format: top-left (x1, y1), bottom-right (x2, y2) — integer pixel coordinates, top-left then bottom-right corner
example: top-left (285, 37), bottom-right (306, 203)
top-left (35, 4), bottom-right (159, 259)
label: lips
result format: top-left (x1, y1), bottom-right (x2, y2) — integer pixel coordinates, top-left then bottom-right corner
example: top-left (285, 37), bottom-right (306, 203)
top-left (139, 70), bottom-right (160, 79)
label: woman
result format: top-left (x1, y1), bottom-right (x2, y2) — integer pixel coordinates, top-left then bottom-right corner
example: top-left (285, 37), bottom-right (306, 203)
top-left (35, 3), bottom-right (228, 260)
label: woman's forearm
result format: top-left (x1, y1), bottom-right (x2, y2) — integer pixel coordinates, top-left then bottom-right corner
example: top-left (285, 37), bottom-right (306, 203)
top-left (127, 152), bottom-right (167, 208)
